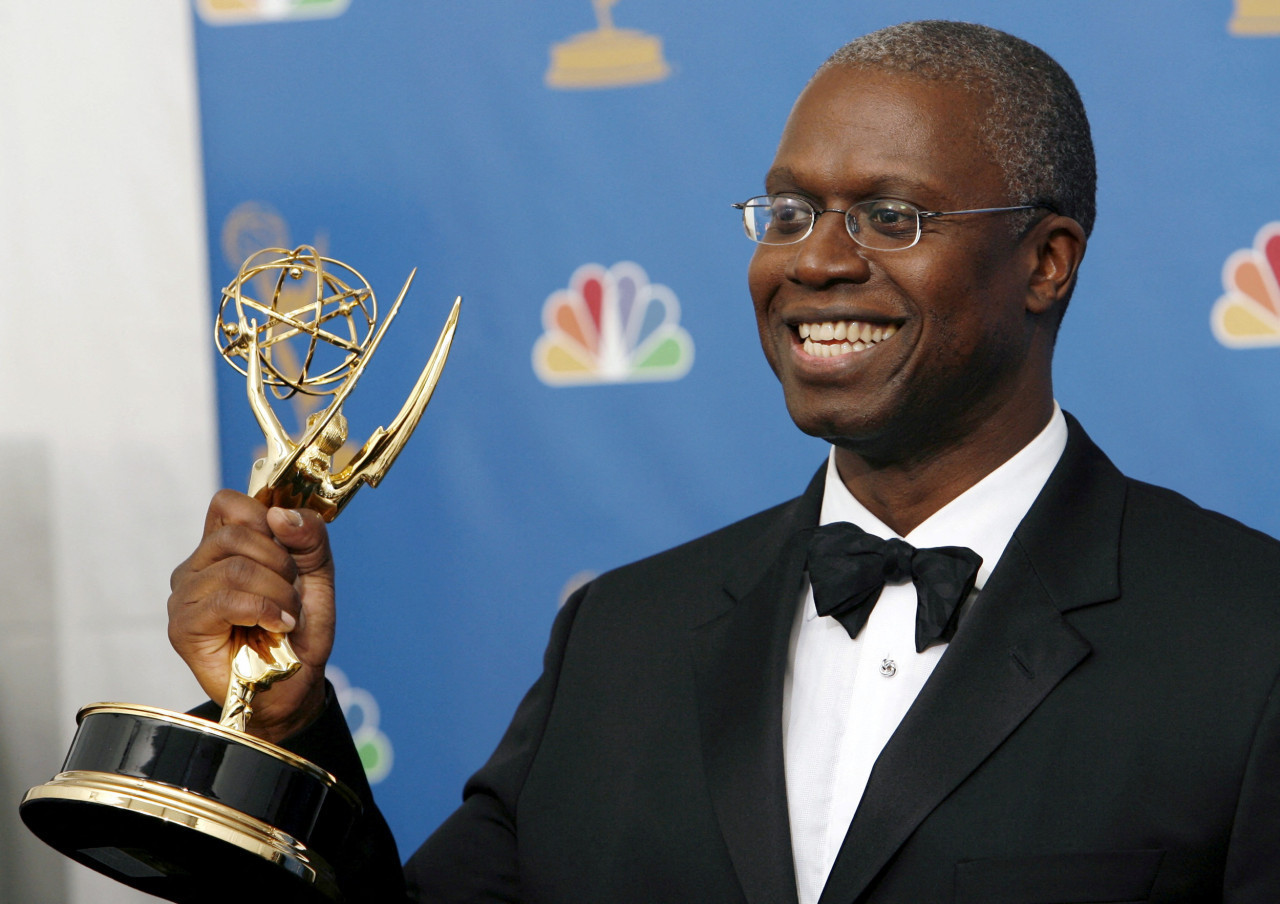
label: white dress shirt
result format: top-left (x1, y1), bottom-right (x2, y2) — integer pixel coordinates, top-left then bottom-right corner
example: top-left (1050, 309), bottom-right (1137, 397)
top-left (783, 405), bottom-right (1069, 904)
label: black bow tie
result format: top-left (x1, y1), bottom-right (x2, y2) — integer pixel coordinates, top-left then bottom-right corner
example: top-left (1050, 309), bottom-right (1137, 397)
top-left (805, 522), bottom-right (982, 653)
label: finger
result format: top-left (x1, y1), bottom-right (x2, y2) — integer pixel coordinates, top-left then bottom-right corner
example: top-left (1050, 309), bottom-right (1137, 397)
top-left (204, 488), bottom-right (270, 536)
top-left (168, 593), bottom-right (295, 656)
top-left (173, 520), bottom-right (300, 590)
top-left (170, 555), bottom-right (301, 635)
top-left (175, 490), bottom-right (288, 589)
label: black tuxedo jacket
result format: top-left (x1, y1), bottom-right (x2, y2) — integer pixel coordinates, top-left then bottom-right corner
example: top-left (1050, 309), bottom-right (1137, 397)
top-left (300, 416), bottom-right (1280, 903)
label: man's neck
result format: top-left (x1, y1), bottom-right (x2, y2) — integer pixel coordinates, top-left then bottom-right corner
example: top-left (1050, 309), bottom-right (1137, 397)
top-left (832, 398), bottom-right (1057, 536)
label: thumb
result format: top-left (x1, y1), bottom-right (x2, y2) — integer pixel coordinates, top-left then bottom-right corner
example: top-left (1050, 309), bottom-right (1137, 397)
top-left (265, 506), bottom-right (333, 576)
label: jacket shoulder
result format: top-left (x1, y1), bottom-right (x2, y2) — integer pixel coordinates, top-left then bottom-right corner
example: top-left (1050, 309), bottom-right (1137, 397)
top-left (1119, 477), bottom-right (1280, 600)
top-left (1125, 476), bottom-right (1280, 555)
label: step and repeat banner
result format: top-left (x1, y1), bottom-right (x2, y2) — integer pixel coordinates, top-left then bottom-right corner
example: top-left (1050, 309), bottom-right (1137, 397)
top-left (191, 0), bottom-right (1280, 852)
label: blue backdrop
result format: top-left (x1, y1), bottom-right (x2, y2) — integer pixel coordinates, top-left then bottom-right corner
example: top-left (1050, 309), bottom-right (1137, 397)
top-left (191, 0), bottom-right (1280, 852)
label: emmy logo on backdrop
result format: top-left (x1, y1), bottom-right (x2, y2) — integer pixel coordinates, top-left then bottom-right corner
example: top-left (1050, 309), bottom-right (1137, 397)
top-left (1230, 0), bottom-right (1280, 34)
top-left (546, 0), bottom-right (671, 89)
top-left (21, 246), bottom-right (461, 903)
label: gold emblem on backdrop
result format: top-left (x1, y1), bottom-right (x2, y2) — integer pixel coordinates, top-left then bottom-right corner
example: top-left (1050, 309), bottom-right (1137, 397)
top-left (1230, 0), bottom-right (1280, 34)
top-left (547, 0), bottom-right (672, 89)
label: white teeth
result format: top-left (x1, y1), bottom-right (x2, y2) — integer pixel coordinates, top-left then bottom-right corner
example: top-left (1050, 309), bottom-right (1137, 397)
top-left (797, 319), bottom-right (896, 358)
top-left (804, 338), bottom-right (853, 358)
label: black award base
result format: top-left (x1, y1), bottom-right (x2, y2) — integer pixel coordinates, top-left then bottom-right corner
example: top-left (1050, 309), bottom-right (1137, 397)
top-left (20, 703), bottom-right (359, 904)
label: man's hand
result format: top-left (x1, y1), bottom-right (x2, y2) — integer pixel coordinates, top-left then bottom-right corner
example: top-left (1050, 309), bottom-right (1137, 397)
top-left (168, 490), bottom-right (335, 743)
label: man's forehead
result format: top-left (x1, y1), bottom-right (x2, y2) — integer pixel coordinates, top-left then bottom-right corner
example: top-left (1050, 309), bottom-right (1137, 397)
top-left (793, 64), bottom-right (994, 121)
top-left (769, 67), bottom-right (1002, 205)
top-left (780, 69), bottom-right (993, 151)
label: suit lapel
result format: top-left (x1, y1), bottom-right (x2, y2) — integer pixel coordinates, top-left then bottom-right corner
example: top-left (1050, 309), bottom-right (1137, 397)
top-left (691, 467), bottom-right (825, 904)
top-left (817, 416), bottom-right (1128, 904)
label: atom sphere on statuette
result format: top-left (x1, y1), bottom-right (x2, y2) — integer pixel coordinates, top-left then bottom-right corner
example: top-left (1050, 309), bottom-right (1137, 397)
top-left (216, 245), bottom-right (379, 400)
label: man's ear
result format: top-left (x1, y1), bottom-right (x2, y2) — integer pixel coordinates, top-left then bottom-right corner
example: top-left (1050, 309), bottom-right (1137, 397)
top-left (1025, 214), bottom-right (1087, 316)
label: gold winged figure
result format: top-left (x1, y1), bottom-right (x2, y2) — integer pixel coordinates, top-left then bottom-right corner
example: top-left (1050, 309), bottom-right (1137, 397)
top-left (215, 245), bottom-right (461, 730)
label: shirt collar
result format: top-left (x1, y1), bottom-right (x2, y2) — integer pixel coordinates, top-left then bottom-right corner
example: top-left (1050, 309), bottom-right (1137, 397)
top-left (818, 403), bottom-right (1068, 592)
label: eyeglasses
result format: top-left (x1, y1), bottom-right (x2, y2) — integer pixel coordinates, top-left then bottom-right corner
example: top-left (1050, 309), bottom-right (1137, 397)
top-left (733, 193), bottom-right (1045, 251)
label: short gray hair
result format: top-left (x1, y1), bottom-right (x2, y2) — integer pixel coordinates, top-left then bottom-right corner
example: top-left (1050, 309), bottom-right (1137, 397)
top-left (821, 20), bottom-right (1096, 238)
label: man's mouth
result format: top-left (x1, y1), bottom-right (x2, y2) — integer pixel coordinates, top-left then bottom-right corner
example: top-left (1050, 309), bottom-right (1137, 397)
top-left (796, 320), bottom-right (899, 358)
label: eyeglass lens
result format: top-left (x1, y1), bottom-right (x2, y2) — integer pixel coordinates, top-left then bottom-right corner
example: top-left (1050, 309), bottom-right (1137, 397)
top-left (741, 195), bottom-right (922, 250)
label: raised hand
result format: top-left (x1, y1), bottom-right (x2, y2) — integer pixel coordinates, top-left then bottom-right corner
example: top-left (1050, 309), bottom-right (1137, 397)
top-left (168, 490), bottom-right (336, 743)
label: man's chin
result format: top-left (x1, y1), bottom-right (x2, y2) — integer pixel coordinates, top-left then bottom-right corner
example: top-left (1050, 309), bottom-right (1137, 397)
top-left (783, 400), bottom-right (876, 446)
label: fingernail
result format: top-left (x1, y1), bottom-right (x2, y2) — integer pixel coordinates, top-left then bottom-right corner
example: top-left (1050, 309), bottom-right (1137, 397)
top-left (280, 611), bottom-right (297, 631)
top-left (283, 509), bottom-right (304, 528)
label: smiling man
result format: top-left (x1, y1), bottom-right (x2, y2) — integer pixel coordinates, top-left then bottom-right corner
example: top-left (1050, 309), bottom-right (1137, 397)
top-left (168, 20), bottom-right (1280, 904)
top-left (744, 53), bottom-right (1086, 538)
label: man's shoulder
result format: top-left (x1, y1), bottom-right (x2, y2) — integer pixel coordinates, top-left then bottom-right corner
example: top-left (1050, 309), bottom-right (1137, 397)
top-left (1121, 474), bottom-right (1280, 576)
top-left (1053, 413), bottom-right (1280, 578)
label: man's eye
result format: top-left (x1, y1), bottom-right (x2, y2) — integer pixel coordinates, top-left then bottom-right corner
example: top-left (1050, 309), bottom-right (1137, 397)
top-left (769, 199), bottom-right (811, 232)
top-left (863, 201), bottom-right (917, 235)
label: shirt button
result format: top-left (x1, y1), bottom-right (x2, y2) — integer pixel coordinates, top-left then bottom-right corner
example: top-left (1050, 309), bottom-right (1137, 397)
top-left (879, 658), bottom-right (897, 677)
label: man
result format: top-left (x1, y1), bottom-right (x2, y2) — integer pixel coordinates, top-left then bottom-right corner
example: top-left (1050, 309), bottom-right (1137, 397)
top-left (169, 20), bottom-right (1280, 903)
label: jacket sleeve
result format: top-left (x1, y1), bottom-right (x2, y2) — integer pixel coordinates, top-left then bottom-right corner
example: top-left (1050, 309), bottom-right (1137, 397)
top-left (190, 685), bottom-right (410, 903)
top-left (189, 585), bottom-right (586, 902)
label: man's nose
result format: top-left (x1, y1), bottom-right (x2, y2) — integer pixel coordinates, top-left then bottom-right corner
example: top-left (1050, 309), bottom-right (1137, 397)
top-left (785, 211), bottom-right (872, 288)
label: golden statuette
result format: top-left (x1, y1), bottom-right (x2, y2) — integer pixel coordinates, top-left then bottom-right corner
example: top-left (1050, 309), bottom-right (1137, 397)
top-left (22, 245), bottom-right (461, 903)
top-left (214, 246), bottom-right (460, 733)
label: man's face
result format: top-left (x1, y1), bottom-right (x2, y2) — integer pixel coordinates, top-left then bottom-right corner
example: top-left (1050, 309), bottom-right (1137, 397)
top-left (749, 66), bottom-right (1053, 466)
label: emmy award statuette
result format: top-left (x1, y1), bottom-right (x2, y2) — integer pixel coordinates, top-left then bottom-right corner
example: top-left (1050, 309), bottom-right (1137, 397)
top-left (20, 246), bottom-right (461, 903)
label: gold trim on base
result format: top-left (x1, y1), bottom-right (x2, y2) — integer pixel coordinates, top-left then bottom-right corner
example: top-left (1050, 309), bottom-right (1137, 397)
top-left (77, 702), bottom-right (354, 804)
top-left (23, 770), bottom-right (339, 896)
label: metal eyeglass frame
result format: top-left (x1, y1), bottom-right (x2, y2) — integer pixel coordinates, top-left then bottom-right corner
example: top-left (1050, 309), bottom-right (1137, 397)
top-left (733, 193), bottom-right (1048, 251)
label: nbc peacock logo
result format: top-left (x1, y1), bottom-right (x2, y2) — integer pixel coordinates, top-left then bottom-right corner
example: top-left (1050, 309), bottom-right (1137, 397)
top-left (533, 261), bottom-right (694, 385)
top-left (196, 0), bottom-right (349, 24)
top-left (329, 666), bottom-right (394, 784)
top-left (1211, 222), bottom-right (1280, 347)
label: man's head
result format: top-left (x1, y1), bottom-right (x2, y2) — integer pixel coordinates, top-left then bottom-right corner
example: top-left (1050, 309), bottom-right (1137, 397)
top-left (822, 20), bottom-right (1096, 240)
top-left (747, 21), bottom-right (1091, 493)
